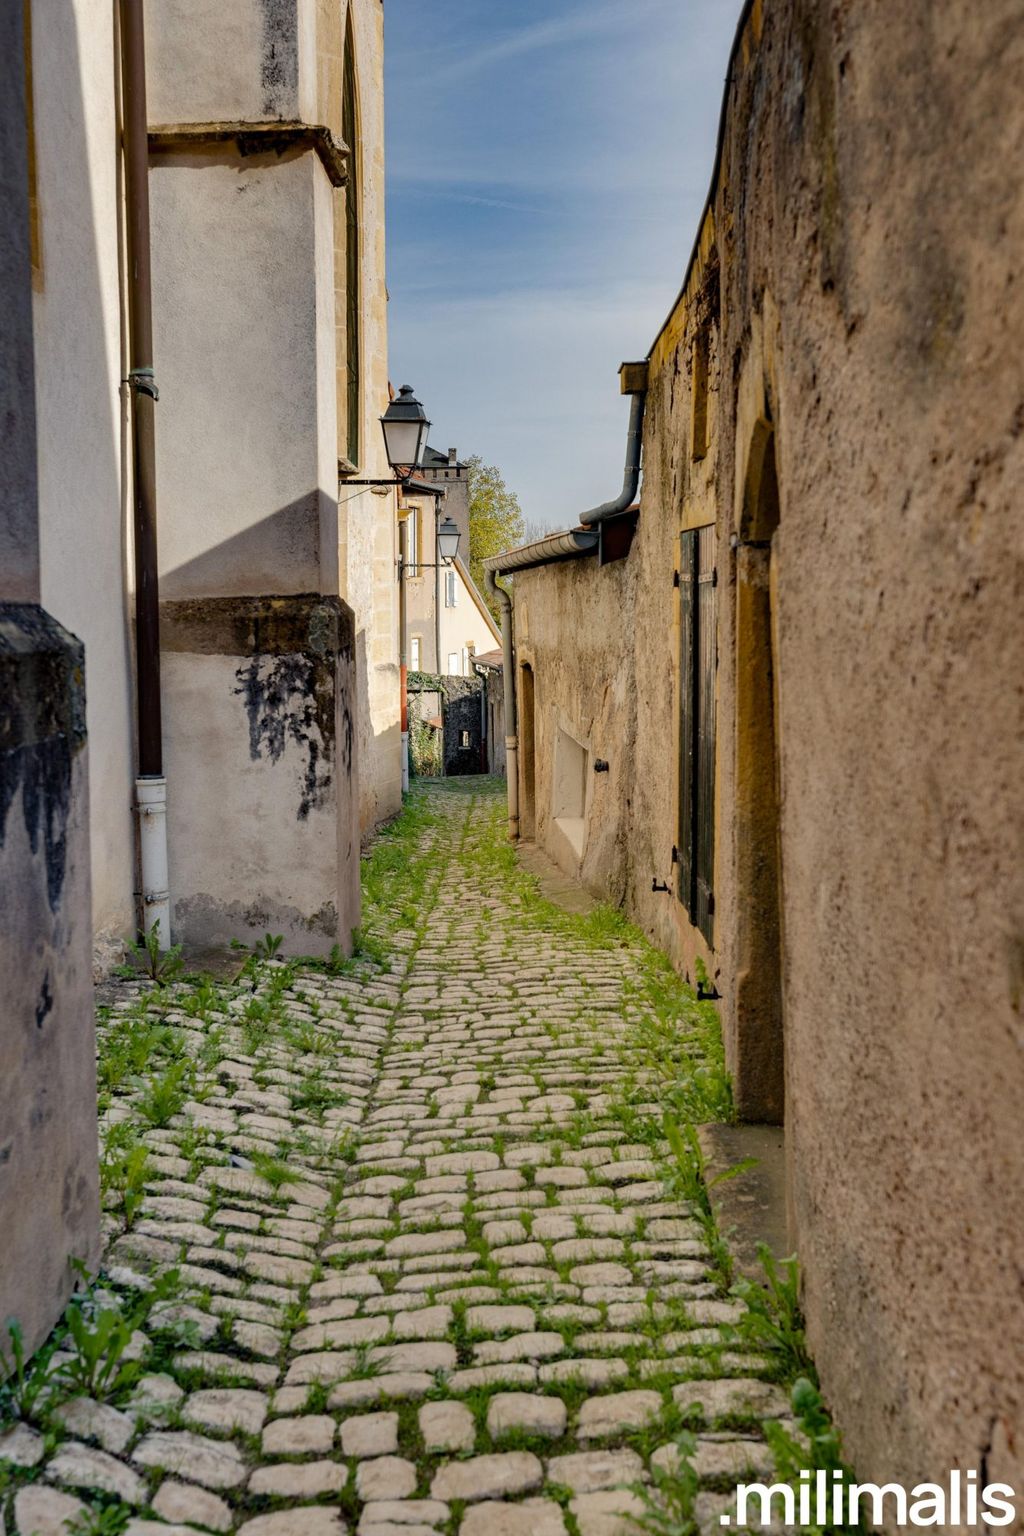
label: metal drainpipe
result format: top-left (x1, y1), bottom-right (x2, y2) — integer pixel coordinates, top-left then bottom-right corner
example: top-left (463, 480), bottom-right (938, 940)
top-left (120, 0), bottom-right (169, 941)
top-left (578, 389), bottom-right (646, 526)
top-left (485, 570), bottom-right (519, 841)
top-left (398, 517), bottom-right (410, 793)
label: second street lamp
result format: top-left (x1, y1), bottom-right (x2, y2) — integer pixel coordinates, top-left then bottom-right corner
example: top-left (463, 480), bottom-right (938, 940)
top-left (436, 516), bottom-right (461, 565)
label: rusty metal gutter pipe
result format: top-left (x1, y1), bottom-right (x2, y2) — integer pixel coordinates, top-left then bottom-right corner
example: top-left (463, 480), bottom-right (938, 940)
top-left (484, 569), bottom-right (518, 841)
top-left (120, 0), bottom-right (170, 940)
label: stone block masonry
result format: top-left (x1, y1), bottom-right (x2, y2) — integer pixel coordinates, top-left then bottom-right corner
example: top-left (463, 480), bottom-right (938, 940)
top-left (0, 780), bottom-right (786, 1534)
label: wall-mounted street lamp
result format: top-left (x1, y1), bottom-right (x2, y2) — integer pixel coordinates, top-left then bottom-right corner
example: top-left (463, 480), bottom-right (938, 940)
top-left (339, 384), bottom-right (431, 487)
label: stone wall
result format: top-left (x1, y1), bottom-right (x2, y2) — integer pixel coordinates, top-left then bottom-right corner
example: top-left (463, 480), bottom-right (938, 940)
top-left (442, 678), bottom-right (485, 777)
top-left (510, 0), bottom-right (1023, 1494)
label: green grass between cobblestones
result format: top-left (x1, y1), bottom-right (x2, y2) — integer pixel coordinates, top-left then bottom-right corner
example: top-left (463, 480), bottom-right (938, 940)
top-left (0, 776), bottom-right (851, 1536)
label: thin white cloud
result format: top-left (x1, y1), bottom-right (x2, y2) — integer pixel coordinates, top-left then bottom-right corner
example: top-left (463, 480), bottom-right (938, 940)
top-left (399, 187), bottom-right (547, 215)
top-left (427, 0), bottom-right (660, 86)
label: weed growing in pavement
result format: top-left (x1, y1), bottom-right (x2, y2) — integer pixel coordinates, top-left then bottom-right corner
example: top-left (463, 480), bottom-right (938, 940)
top-left (1, 1268), bottom-right (186, 1425)
top-left (633, 1427), bottom-right (701, 1536)
top-left (131, 920), bottom-right (185, 987)
top-left (723, 1243), bottom-right (815, 1383)
top-left (135, 1057), bottom-right (194, 1128)
top-left (291, 1064), bottom-right (342, 1121)
top-left (60, 1265), bottom-right (182, 1400)
top-left (764, 1377), bottom-right (861, 1532)
top-left (99, 1120), bottom-right (152, 1227)
top-left (248, 1152), bottom-right (303, 1191)
top-left (66, 1503), bottom-right (132, 1536)
top-left (0, 1320), bottom-right (62, 1424)
top-left (660, 1114), bottom-right (748, 1292)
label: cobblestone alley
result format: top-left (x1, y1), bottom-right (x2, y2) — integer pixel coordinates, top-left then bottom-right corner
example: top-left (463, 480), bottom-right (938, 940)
top-left (0, 779), bottom-right (791, 1536)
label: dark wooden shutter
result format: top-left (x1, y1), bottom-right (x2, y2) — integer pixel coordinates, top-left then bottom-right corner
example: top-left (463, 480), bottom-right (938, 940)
top-left (677, 531), bottom-right (696, 908)
top-left (694, 524), bottom-right (717, 943)
top-left (677, 525), bottom-right (717, 946)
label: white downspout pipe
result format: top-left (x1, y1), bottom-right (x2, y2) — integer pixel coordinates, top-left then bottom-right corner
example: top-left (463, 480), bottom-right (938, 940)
top-left (136, 776), bottom-right (170, 939)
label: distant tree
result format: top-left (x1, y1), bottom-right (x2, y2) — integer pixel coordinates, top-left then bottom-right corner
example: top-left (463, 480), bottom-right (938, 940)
top-left (520, 517), bottom-right (554, 545)
top-left (466, 456), bottom-right (525, 617)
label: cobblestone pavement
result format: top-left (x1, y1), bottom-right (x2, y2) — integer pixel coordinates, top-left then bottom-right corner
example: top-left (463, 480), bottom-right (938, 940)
top-left (0, 779), bottom-right (788, 1536)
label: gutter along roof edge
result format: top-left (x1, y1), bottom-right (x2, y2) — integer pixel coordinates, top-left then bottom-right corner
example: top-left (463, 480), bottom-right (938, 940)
top-left (483, 527), bottom-right (599, 575)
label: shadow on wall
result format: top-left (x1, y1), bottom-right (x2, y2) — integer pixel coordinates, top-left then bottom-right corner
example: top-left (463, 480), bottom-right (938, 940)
top-left (160, 493), bottom-right (333, 599)
top-left (32, 0), bottom-right (132, 944)
top-left (0, 0), bottom-right (102, 1362)
top-left (165, 500), bottom-right (400, 840)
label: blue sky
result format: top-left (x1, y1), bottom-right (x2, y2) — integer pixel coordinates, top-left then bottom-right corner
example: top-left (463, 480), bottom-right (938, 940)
top-left (384, 1), bottom-right (741, 531)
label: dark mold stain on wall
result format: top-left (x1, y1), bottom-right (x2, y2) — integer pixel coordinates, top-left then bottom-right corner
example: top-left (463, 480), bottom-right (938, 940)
top-left (0, 605), bottom-right (86, 913)
top-left (259, 0), bottom-right (299, 116)
top-left (160, 595), bottom-right (355, 823)
top-left (235, 651), bottom-right (335, 820)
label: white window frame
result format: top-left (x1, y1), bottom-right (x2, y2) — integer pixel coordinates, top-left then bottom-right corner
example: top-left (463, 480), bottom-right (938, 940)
top-left (404, 507), bottom-right (419, 576)
top-left (445, 568), bottom-right (458, 607)
top-left (447, 651), bottom-right (459, 675)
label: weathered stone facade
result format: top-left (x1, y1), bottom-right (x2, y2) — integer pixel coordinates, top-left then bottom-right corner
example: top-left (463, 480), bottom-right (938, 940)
top-left (500, 0), bottom-right (1024, 1496)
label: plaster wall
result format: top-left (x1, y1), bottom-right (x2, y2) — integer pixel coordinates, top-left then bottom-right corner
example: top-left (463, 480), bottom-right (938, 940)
top-left (0, 13), bottom-right (100, 1356)
top-left (148, 27), bottom-right (361, 949)
top-left (337, 0), bottom-right (400, 837)
top-left (510, 0), bottom-right (1024, 1492)
top-left (31, 0), bottom-right (136, 958)
top-left (161, 598), bottom-right (358, 954)
top-left (437, 562), bottom-right (500, 677)
top-left (150, 150), bottom-right (329, 598)
top-left (712, 0), bottom-right (1024, 1491)
top-left (146, 0), bottom-right (315, 125)
top-left (512, 559), bottom-right (632, 895)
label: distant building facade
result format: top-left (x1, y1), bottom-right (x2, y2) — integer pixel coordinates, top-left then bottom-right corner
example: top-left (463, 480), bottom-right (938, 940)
top-left (486, 0), bottom-right (1023, 1500)
top-left (400, 457), bottom-right (499, 678)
